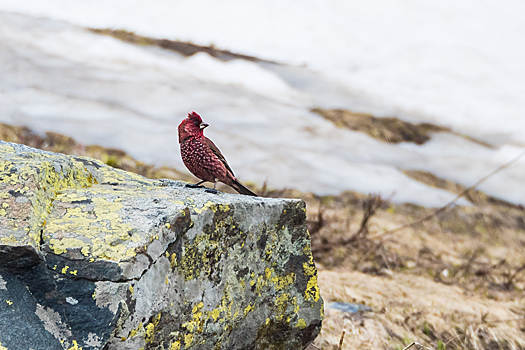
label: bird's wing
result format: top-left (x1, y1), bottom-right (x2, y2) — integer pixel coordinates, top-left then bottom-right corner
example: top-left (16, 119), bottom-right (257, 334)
top-left (204, 137), bottom-right (235, 177)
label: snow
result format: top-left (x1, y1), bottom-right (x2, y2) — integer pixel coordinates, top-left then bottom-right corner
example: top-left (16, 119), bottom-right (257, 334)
top-left (0, 3), bottom-right (524, 207)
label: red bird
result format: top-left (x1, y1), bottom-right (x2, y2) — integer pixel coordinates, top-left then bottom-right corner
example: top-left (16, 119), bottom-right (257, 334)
top-left (178, 111), bottom-right (258, 196)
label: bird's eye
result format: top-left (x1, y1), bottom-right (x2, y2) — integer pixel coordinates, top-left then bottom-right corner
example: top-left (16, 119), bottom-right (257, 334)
top-left (193, 121), bottom-right (199, 126)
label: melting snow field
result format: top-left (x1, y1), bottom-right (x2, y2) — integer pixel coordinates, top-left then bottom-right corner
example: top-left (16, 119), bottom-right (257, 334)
top-left (0, 2), bottom-right (524, 207)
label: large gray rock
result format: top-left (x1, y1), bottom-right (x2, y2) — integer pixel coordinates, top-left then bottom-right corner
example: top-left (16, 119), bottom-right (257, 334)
top-left (0, 141), bottom-right (323, 350)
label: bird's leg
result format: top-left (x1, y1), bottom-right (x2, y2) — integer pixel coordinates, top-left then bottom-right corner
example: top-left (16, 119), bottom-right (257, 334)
top-left (205, 179), bottom-right (219, 194)
top-left (185, 180), bottom-right (206, 188)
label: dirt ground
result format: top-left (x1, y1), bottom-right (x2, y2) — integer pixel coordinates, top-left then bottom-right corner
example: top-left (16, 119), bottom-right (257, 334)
top-left (302, 192), bottom-right (525, 350)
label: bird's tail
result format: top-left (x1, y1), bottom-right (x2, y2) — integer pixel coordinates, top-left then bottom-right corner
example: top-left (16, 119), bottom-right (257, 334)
top-left (230, 180), bottom-right (258, 196)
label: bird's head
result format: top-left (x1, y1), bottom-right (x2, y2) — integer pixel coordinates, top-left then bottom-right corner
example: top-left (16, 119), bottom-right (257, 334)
top-left (178, 111), bottom-right (209, 142)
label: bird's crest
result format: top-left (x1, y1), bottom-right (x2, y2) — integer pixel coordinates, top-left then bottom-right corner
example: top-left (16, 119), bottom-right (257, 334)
top-left (187, 111), bottom-right (202, 123)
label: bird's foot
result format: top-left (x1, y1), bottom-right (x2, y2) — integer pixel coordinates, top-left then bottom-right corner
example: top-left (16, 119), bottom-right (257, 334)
top-left (205, 188), bottom-right (219, 195)
top-left (185, 183), bottom-right (204, 189)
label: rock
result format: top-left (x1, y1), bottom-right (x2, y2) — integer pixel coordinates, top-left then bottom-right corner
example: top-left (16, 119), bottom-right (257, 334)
top-left (325, 302), bottom-right (372, 314)
top-left (0, 141), bottom-right (323, 350)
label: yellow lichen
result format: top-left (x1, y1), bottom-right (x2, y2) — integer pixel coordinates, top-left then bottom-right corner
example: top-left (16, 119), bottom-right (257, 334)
top-left (170, 341), bottom-right (181, 350)
top-left (182, 302), bottom-right (204, 333)
top-left (303, 256), bottom-right (320, 302)
top-left (275, 293), bottom-right (290, 320)
top-left (244, 303), bottom-right (255, 316)
top-left (211, 308), bottom-right (221, 321)
top-left (170, 253), bottom-right (177, 269)
top-left (296, 318), bottom-right (307, 329)
top-left (303, 258), bottom-right (316, 276)
top-left (145, 313), bottom-right (161, 343)
top-left (265, 267), bottom-right (272, 280)
top-left (44, 192), bottom-right (139, 261)
top-left (49, 238), bottom-right (86, 255)
top-left (67, 340), bottom-right (81, 350)
top-left (128, 322), bottom-right (143, 338)
top-left (271, 272), bottom-right (295, 291)
top-left (184, 334), bottom-right (194, 348)
top-left (293, 297), bottom-right (300, 313)
top-left (0, 235), bottom-right (16, 244)
top-left (304, 275), bottom-right (320, 302)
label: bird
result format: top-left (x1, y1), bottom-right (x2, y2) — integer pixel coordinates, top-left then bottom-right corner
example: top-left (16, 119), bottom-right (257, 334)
top-left (178, 111), bottom-right (258, 196)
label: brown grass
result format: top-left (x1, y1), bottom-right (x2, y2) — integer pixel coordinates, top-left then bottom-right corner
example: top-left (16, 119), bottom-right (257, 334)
top-left (89, 28), bottom-right (276, 64)
top-left (311, 108), bottom-right (493, 148)
top-left (303, 193), bottom-right (525, 349)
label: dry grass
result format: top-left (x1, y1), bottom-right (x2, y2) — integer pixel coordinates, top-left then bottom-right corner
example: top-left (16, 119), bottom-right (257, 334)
top-left (89, 28), bottom-right (276, 63)
top-left (2, 123), bottom-right (525, 349)
top-left (311, 108), bottom-right (493, 147)
top-left (303, 193), bottom-right (525, 349)
top-left (403, 170), bottom-right (520, 208)
top-left (315, 270), bottom-right (525, 349)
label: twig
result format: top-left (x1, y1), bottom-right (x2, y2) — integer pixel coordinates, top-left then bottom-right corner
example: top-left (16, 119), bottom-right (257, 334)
top-left (350, 193), bottom-right (392, 241)
top-left (476, 317), bottom-right (525, 325)
top-left (380, 245), bottom-right (392, 270)
top-left (312, 194), bottom-right (389, 254)
top-left (337, 330), bottom-right (346, 350)
top-left (307, 204), bottom-right (326, 236)
top-left (260, 179), bottom-right (268, 197)
top-left (505, 263), bottom-right (525, 289)
top-left (403, 342), bottom-right (431, 350)
top-left (444, 333), bottom-right (463, 347)
top-left (378, 150), bottom-right (525, 236)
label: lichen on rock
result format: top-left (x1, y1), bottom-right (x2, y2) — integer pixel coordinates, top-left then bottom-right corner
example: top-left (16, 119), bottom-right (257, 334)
top-left (0, 141), bottom-right (323, 349)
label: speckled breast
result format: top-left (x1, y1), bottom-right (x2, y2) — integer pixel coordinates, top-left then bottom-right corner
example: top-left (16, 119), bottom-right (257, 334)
top-left (180, 138), bottom-right (227, 182)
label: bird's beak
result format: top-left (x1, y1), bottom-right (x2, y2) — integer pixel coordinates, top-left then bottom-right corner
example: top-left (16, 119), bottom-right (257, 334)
top-left (200, 123), bottom-right (209, 129)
